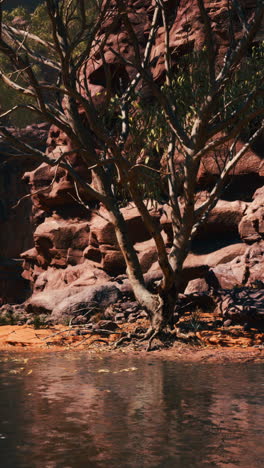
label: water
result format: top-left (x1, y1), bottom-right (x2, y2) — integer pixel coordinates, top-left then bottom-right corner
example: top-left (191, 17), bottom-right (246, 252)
top-left (0, 352), bottom-right (263, 468)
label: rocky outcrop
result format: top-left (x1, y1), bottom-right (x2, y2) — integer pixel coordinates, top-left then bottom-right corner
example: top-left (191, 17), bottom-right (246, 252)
top-left (80, 0), bottom-right (261, 100)
top-left (20, 188), bottom-right (263, 317)
top-left (20, 0), bottom-right (264, 215)
top-left (1, 1), bottom-right (264, 327)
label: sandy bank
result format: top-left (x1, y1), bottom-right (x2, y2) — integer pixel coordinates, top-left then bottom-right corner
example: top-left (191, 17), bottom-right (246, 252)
top-left (0, 324), bottom-right (263, 363)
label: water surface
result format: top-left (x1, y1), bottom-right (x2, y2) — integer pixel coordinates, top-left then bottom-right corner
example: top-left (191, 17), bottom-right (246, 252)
top-left (0, 352), bottom-right (263, 467)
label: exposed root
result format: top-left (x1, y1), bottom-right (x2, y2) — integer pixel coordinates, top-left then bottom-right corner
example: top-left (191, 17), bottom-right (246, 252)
top-left (113, 332), bottom-right (132, 348)
top-left (139, 326), bottom-right (155, 342)
top-left (138, 326), bottom-right (164, 351)
top-left (146, 329), bottom-right (160, 352)
top-left (141, 326), bottom-right (179, 351)
top-left (113, 329), bottom-right (153, 349)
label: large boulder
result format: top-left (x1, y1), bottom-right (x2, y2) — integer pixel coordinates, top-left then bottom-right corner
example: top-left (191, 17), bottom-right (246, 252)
top-left (100, 246), bottom-right (126, 276)
top-left (24, 256), bottom-right (114, 317)
top-left (50, 283), bottom-right (121, 323)
top-left (184, 243), bottom-right (247, 294)
top-left (25, 288), bottom-right (81, 314)
top-left (88, 205), bottom-right (160, 249)
top-left (211, 241), bottom-right (264, 289)
top-left (239, 186), bottom-right (264, 243)
top-left (184, 243), bottom-right (247, 269)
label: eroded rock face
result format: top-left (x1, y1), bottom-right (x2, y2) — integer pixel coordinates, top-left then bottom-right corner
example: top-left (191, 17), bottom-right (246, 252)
top-left (22, 192), bottom-right (263, 316)
top-left (2, 1), bottom-right (263, 318)
top-left (21, 204), bottom-right (160, 298)
top-left (81, 0), bottom-right (260, 102)
top-left (23, 0), bottom-right (264, 216)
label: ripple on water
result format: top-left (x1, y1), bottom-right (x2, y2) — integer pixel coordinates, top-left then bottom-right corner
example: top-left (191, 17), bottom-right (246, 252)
top-left (0, 352), bottom-right (263, 468)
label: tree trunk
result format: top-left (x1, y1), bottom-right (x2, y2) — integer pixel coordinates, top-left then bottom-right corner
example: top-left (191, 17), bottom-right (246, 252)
top-left (151, 285), bottom-right (178, 331)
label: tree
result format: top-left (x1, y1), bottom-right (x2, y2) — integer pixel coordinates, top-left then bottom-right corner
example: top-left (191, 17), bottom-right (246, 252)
top-left (0, 0), bottom-right (264, 349)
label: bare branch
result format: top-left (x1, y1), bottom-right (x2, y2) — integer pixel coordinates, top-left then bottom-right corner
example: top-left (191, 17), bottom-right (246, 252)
top-left (217, 2), bottom-right (264, 83)
top-left (0, 104), bottom-right (36, 119)
top-left (193, 93), bottom-right (264, 164)
top-left (73, 0), bottom-right (113, 72)
top-left (232, 0), bottom-right (250, 33)
top-left (3, 24), bottom-right (55, 51)
top-left (2, 25), bottom-right (60, 71)
top-left (0, 69), bottom-right (35, 96)
top-left (208, 86), bottom-right (264, 138)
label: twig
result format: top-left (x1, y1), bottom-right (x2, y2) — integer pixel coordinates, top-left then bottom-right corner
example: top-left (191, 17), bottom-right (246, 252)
top-left (73, 337), bottom-right (108, 348)
top-left (41, 328), bottom-right (71, 341)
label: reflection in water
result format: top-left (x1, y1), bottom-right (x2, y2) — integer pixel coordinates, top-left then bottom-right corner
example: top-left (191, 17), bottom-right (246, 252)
top-left (0, 352), bottom-right (263, 468)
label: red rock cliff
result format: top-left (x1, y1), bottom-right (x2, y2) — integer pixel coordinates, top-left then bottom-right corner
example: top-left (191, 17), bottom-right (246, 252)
top-left (3, 1), bottom-right (264, 312)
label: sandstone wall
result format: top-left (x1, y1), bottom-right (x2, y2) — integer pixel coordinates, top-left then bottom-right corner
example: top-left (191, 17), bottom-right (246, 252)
top-left (2, 1), bottom-right (264, 313)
